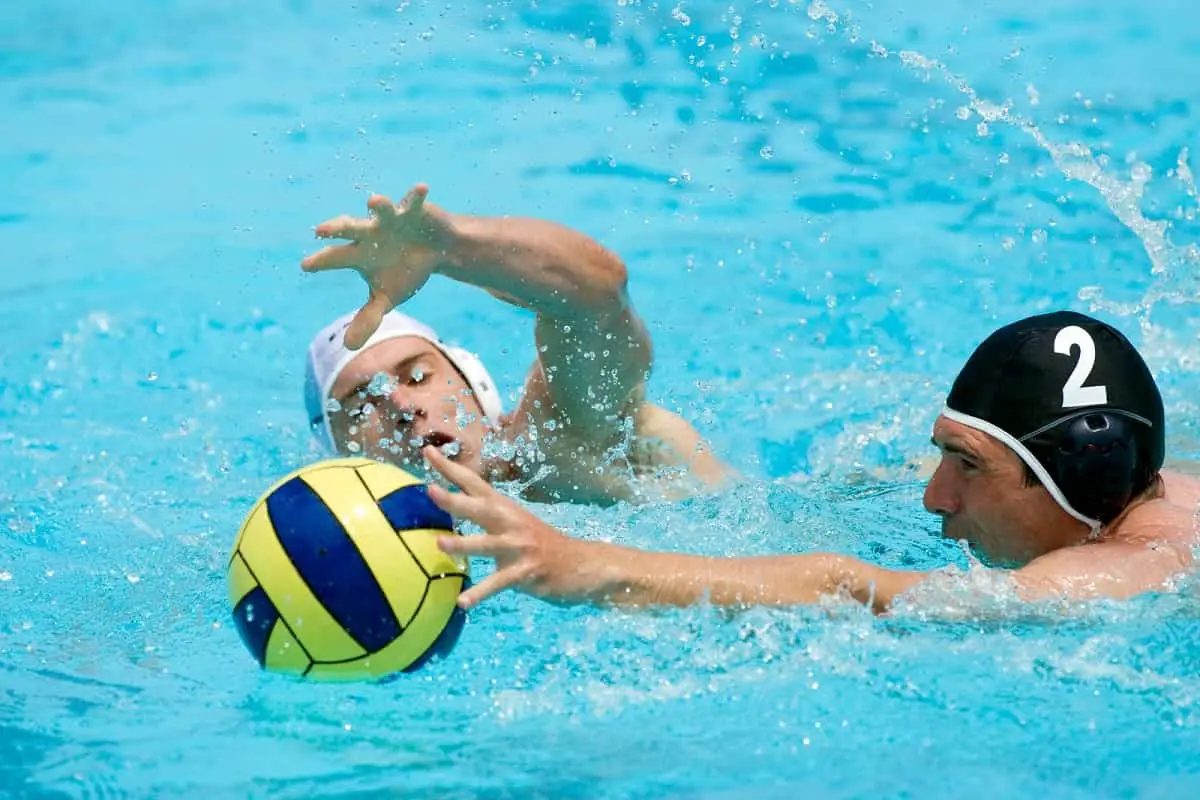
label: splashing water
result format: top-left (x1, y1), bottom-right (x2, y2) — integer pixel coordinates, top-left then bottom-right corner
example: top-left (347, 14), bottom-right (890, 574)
top-left (366, 372), bottom-right (399, 397)
top-left (811, 1), bottom-right (1200, 323)
top-left (895, 48), bottom-right (1199, 315)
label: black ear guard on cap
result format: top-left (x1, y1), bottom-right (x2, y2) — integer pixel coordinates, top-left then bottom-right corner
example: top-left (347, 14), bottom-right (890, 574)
top-left (1024, 412), bottom-right (1151, 525)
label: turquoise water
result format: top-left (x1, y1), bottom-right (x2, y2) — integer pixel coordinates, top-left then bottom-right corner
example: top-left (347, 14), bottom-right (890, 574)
top-left (4, 0), bottom-right (1200, 796)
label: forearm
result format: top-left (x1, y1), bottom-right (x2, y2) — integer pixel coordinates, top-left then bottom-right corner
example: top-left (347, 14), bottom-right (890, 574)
top-left (564, 543), bottom-right (907, 611)
top-left (438, 215), bottom-right (630, 318)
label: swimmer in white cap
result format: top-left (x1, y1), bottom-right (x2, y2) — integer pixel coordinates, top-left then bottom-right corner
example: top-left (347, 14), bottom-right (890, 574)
top-left (301, 184), bottom-right (729, 505)
top-left (420, 311), bottom-right (1200, 611)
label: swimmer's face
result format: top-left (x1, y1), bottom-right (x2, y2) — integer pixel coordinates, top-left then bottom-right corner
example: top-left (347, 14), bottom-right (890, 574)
top-left (326, 336), bottom-right (491, 478)
top-left (924, 416), bottom-right (1076, 564)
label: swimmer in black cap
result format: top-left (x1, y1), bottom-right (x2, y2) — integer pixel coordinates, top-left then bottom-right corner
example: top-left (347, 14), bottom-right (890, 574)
top-left (419, 311), bottom-right (1200, 610)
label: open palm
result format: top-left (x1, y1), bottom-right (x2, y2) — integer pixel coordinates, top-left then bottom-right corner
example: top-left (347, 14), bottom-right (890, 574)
top-left (301, 184), bottom-right (454, 349)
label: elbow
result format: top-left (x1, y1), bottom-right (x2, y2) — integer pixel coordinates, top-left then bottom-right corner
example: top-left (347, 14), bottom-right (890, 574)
top-left (575, 255), bottom-right (629, 315)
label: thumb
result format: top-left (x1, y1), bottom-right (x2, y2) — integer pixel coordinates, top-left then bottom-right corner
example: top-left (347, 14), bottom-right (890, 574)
top-left (345, 291), bottom-right (393, 350)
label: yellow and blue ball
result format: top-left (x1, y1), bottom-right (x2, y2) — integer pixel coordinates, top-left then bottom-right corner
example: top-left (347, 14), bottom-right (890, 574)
top-left (225, 457), bottom-right (469, 681)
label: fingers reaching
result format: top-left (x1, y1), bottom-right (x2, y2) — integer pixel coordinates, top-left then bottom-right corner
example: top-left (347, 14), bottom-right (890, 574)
top-left (437, 532), bottom-right (507, 558)
top-left (314, 214), bottom-right (374, 241)
top-left (367, 194), bottom-right (397, 222)
top-left (427, 482), bottom-right (488, 524)
top-left (423, 445), bottom-right (492, 496)
top-left (398, 184), bottom-right (429, 215)
top-left (457, 569), bottom-right (522, 610)
top-left (344, 292), bottom-right (393, 350)
top-left (300, 242), bottom-right (362, 273)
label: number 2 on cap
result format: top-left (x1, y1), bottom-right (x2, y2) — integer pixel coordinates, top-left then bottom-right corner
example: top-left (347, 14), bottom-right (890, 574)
top-left (1055, 325), bottom-right (1109, 408)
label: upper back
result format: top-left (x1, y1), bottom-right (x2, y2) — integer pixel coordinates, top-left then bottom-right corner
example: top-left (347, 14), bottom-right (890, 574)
top-left (1109, 470), bottom-right (1200, 547)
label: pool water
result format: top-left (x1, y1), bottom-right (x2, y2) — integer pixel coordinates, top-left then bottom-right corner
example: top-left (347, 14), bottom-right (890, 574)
top-left (3, 0), bottom-right (1200, 797)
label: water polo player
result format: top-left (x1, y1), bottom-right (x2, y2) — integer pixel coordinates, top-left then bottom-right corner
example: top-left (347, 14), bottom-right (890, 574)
top-left (426, 311), bottom-right (1200, 610)
top-left (301, 183), bottom-right (730, 506)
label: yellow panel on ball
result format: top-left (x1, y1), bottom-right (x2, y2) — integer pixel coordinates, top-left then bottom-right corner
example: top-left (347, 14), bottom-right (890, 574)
top-left (354, 460), bottom-right (424, 499)
top-left (399, 528), bottom-right (469, 584)
top-left (236, 503), bottom-right (366, 664)
top-left (226, 549), bottom-right (259, 610)
top-left (263, 621), bottom-right (311, 676)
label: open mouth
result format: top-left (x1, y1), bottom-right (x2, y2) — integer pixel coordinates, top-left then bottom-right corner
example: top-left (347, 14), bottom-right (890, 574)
top-left (419, 431), bottom-right (461, 457)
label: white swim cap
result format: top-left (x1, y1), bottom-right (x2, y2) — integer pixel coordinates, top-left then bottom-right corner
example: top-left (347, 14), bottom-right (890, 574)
top-left (304, 310), bottom-right (504, 451)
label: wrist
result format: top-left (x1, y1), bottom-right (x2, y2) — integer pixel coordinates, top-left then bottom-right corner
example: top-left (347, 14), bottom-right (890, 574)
top-left (558, 539), bottom-right (636, 605)
top-left (435, 212), bottom-right (484, 279)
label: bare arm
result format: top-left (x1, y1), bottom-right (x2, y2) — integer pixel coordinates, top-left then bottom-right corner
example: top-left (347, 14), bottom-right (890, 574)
top-left (570, 545), bottom-right (928, 612)
top-left (562, 539), bottom-right (1188, 611)
top-left (423, 445), bottom-right (927, 610)
top-left (440, 214), bottom-right (652, 430)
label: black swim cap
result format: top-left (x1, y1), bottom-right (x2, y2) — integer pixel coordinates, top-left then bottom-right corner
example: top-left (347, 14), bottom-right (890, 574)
top-left (944, 310), bottom-right (1164, 529)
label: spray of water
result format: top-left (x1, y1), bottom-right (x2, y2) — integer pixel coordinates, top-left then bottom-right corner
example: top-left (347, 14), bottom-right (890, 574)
top-left (805, 2), bottom-right (1200, 324)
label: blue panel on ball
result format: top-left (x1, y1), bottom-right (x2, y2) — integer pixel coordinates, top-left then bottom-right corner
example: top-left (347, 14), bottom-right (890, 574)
top-left (232, 584), bottom-right (279, 667)
top-left (266, 477), bottom-right (401, 651)
top-left (377, 484), bottom-right (454, 532)
top-left (402, 577), bottom-right (470, 673)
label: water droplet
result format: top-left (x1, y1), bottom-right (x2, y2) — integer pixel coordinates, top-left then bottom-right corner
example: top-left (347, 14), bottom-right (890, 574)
top-left (368, 373), bottom-right (397, 397)
top-left (347, 441), bottom-right (362, 453)
top-left (759, 145), bottom-right (775, 160)
top-left (441, 441), bottom-right (462, 457)
top-left (0, 571), bottom-right (11, 581)
top-left (146, 371), bottom-right (158, 382)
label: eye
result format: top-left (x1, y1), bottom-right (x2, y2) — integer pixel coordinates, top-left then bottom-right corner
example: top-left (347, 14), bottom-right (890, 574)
top-left (407, 364), bottom-right (430, 385)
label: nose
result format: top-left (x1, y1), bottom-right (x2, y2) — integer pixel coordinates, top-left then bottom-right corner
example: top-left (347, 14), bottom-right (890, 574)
top-left (923, 460), bottom-right (959, 517)
top-left (385, 383), bottom-right (427, 420)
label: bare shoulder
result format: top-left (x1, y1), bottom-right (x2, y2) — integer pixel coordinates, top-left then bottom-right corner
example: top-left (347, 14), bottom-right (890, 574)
top-left (499, 363), bottom-right (731, 503)
top-left (1015, 537), bottom-right (1191, 601)
top-left (1013, 474), bottom-right (1199, 601)
top-left (630, 403), bottom-right (731, 488)
top-left (1116, 470), bottom-right (1200, 546)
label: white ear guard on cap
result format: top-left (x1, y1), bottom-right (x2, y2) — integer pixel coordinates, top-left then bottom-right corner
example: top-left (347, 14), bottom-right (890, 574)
top-left (303, 310), bottom-right (504, 452)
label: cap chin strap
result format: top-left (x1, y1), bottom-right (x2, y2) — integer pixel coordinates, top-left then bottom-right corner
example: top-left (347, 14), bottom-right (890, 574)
top-left (941, 406), bottom-right (1103, 534)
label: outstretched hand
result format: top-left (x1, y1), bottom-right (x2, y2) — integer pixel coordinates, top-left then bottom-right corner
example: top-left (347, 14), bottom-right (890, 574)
top-left (301, 184), bottom-right (456, 350)
top-left (423, 446), bottom-right (600, 610)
